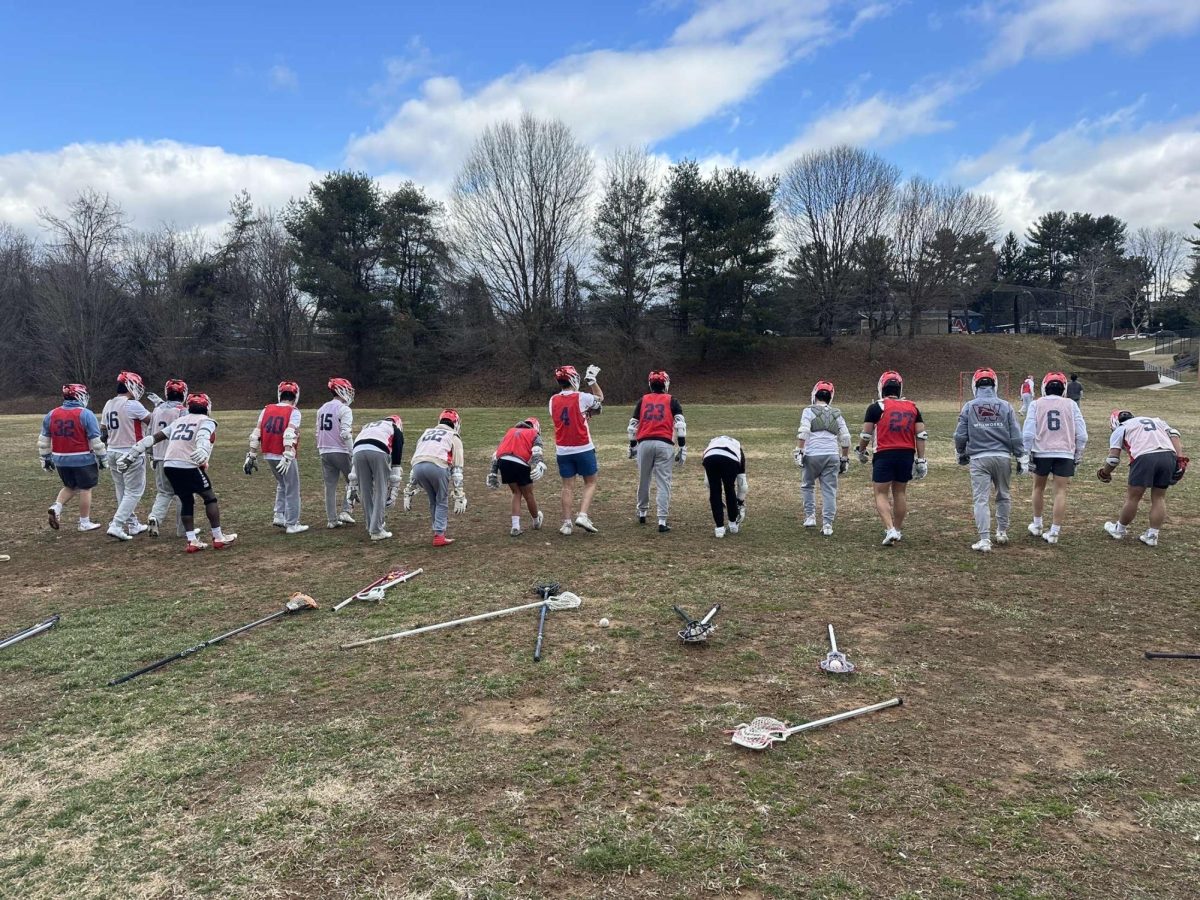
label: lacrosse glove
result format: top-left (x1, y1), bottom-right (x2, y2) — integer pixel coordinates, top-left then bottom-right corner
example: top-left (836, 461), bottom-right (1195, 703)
top-left (856, 447), bottom-right (870, 465)
top-left (243, 452), bottom-right (258, 475)
top-left (628, 443), bottom-right (637, 460)
top-left (838, 457), bottom-right (850, 475)
top-left (144, 392), bottom-right (163, 408)
top-left (402, 479), bottom-right (417, 512)
top-left (735, 473), bottom-right (749, 502)
top-left (347, 472), bottom-right (360, 505)
top-left (275, 450), bottom-right (295, 475)
top-left (486, 471), bottom-right (500, 490)
top-left (531, 460), bottom-right (546, 482)
top-left (1172, 456), bottom-right (1189, 484)
top-left (1096, 466), bottom-right (1113, 483)
top-left (96, 453), bottom-right (109, 470)
top-left (453, 493), bottom-right (468, 515)
top-left (793, 448), bottom-right (805, 468)
top-left (40, 456), bottom-right (55, 472)
top-left (584, 364), bottom-right (601, 385)
top-left (914, 458), bottom-right (928, 480)
top-left (1016, 454), bottom-right (1030, 475)
top-left (674, 446), bottom-right (687, 467)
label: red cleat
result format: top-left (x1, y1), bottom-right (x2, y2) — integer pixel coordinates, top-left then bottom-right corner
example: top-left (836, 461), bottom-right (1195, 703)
top-left (432, 534), bottom-right (455, 547)
top-left (213, 533), bottom-right (238, 550)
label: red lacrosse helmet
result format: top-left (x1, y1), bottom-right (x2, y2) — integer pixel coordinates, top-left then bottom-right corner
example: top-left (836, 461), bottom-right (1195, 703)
top-left (1110, 409), bottom-right (1133, 431)
top-left (554, 365), bottom-right (580, 390)
top-left (277, 380), bottom-right (300, 402)
top-left (811, 380), bottom-right (835, 404)
top-left (648, 370), bottom-right (670, 391)
top-left (439, 408), bottom-right (461, 434)
top-left (328, 377), bottom-right (355, 405)
top-left (519, 417), bottom-right (541, 432)
top-left (186, 392), bottom-right (211, 413)
top-left (387, 414), bottom-right (404, 430)
top-left (118, 371), bottom-right (145, 400)
top-left (972, 368), bottom-right (998, 396)
top-left (878, 370), bottom-right (903, 399)
top-left (1041, 372), bottom-right (1067, 396)
top-left (164, 378), bottom-right (189, 400)
top-left (62, 383), bottom-right (90, 406)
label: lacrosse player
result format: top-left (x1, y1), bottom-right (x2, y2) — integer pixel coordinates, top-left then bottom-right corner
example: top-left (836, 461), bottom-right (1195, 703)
top-left (316, 377), bottom-right (356, 529)
top-left (1019, 374), bottom-right (1035, 416)
top-left (1023, 372), bottom-right (1087, 545)
top-left (39, 383), bottom-right (105, 533)
top-left (245, 381), bottom-right (307, 534)
top-left (1099, 409), bottom-right (1186, 547)
top-left (550, 364), bottom-right (604, 535)
top-left (627, 370), bottom-right (686, 532)
top-left (115, 393), bottom-right (237, 553)
top-left (702, 435), bottom-right (748, 538)
top-left (350, 415), bottom-right (405, 541)
top-left (954, 368), bottom-right (1025, 552)
top-left (794, 380), bottom-right (850, 536)
top-left (99, 371), bottom-right (153, 540)
top-left (146, 379), bottom-right (188, 538)
top-left (403, 410), bottom-right (466, 547)
top-left (487, 417), bottom-right (547, 536)
top-left (857, 370), bottom-right (926, 546)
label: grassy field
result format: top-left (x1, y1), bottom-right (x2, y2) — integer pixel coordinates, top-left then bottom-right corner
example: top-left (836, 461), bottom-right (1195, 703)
top-left (2, 388), bottom-right (1198, 899)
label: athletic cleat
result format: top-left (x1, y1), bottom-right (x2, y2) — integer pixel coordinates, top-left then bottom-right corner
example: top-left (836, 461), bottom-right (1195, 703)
top-left (1027, 522), bottom-right (1042, 537)
top-left (994, 531), bottom-right (1009, 545)
top-left (272, 517), bottom-right (286, 527)
top-left (127, 522), bottom-right (149, 536)
top-left (1138, 531), bottom-right (1158, 547)
top-left (971, 538), bottom-right (992, 552)
top-left (1103, 521), bottom-right (1125, 540)
top-left (533, 511), bottom-right (544, 530)
top-left (285, 524), bottom-right (309, 535)
top-left (432, 534), bottom-right (455, 547)
top-left (107, 525), bottom-right (133, 541)
top-left (803, 515), bottom-right (817, 528)
top-left (1042, 532), bottom-right (1059, 545)
top-left (658, 523), bottom-right (671, 533)
top-left (369, 530), bottom-right (393, 541)
top-left (638, 515), bottom-right (646, 525)
top-left (728, 521), bottom-right (740, 535)
top-left (575, 513), bottom-right (598, 533)
top-left (510, 527), bottom-right (523, 537)
top-left (882, 529), bottom-right (901, 546)
top-left (327, 521), bottom-right (342, 529)
top-left (48, 507), bottom-right (60, 530)
top-left (821, 523), bottom-right (834, 536)
top-left (78, 521), bottom-right (101, 532)
top-left (213, 533), bottom-right (238, 550)
top-left (147, 516), bottom-right (160, 537)
top-left (185, 539), bottom-right (208, 553)
top-left (559, 521), bottom-right (573, 535)
top-left (338, 511), bottom-right (356, 525)
top-left (714, 526), bottom-right (726, 538)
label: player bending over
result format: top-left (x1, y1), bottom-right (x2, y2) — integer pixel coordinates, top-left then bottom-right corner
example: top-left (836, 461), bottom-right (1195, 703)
top-left (1023, 372), bottom-right (1087, 545)
top-left (857, 371), bottom-right (926, 546)
top-left (954, 368), bottom-right (1025, 552)
top-left (349, 415), bottom-right (405, 541)
top-left (245, 380), bottom-right (307, 534)
top-left (550, 364), bottom-right (603, 535)
top-left (628, 370), bottom-right (686, 533)
top-left (146, 379), bottom-right (189, 538)
top-left (39, 383), bottom-right (106, 533)
top-left (1099, 410), bottom-right (1187, 547)
top-left (702, 435), bottom-right (748, 538)
top-left (404, 409), bottom-right (467, 547)
top-left (316, 377), bottom-right (357, 529)
top-left (794, 380), bottom-right (850, 536)
top-left (100, 371), bottom-right (153, 540)
top-left (116, 393), bottom-right (237, 553)
top-left (487, 417), bottom-right (547, 536)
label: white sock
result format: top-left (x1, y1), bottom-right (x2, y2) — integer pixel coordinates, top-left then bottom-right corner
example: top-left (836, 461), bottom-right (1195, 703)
top-left (1049, 524), bottom-right (1060, 536)
top-left (186, 530), bottom-right (198, 542)
top-left (658, 517), bottom-right (667, 526)
top-left (51, 502), bottom-right (63, 514)
top-left (212, 526), bottom-right (224, 540)
top-left (1033, 516), bottom-right (1043, 528)
top-left (511, 516), bottom-right (520, 528)
top-left (1114, 522), bottom-right (1127, 534)
top-left (1147, 527), bottom-right (1159, 537)
top-left (79, 516), bottom-right (92, 525)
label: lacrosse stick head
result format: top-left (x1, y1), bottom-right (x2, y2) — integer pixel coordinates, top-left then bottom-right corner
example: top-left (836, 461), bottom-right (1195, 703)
top-left (728, 716), bottom-right (789, 751)
top-left (533, 581), bottom-right (562, 599)
top-left (819, 651), bottom-right (856, 674)
top-left (678, 621), bottom-right (716, 642)
top-left (546, 591), bottom-right (582, 610)
top-left (286, 593), bottom-right (319, 611)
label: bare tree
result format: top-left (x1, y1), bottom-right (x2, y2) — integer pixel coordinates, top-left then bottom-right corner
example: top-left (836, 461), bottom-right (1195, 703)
top-left (1129, 227), bottom-right (1185, 306)
top-left (450, 113), bottom-right (594, 390)
top-left (0, 225), bottom-right (40, 393)
top-left (246, 210), bottom-right (306, 375)
top-left (778, 145), bottom-right (900, 344)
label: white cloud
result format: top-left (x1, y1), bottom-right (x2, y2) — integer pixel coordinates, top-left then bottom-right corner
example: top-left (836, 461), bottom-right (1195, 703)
top-left (367, 37), bottom-right (434, 103)
top-left (269, 64), bottom-right (299, 91)
top-left (965, 114), bottom-right (1200, 235)
top-left (0, 140), bottom-right (321, 237)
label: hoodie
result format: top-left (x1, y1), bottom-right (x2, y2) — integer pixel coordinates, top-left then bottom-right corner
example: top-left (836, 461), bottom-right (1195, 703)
top-left (954, 386), bottom-right (1023, 459)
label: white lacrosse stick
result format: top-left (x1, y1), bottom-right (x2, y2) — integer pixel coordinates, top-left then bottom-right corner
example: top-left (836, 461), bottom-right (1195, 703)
top-left (333, 568), bottom-right (423, 612)
top-left (341, 591), bottom-right (583, 649)
top-left (728, 698), bottom-right (902, 751)
top-left (674, 604), bottom-right (720, 642)
top-left (818, 624), bottom-right (855, 674)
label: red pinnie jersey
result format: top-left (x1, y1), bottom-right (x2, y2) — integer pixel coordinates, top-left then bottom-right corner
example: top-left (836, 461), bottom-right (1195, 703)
top-left (551, 393), bottom-right (590, 448)
top-left (258, 403), bottom-right (296, 456)
top-left (635, 393), bottom-right (675, 442)
top-left (49, 407), bottom-right (91, 454)
top-left (874, 398), bottom-right (921, 453)
top-left (497, 426), bottom-right (538, 463)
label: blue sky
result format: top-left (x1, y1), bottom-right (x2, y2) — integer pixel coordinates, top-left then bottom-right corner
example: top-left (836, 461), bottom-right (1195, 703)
top-left (1, 0), bottom-right (1198, 238)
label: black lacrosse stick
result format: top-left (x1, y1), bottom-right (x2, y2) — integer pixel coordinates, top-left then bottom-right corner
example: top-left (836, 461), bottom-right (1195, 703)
top-left (533, 582), bottom-right (561, 662)
top-left (673, 604), bottom-right (720, 643)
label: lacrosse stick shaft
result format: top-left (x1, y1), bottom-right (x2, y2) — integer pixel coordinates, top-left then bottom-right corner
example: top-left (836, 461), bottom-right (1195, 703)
top-left (0, 615), bottom-right (60, 651)
top-left (672, 605), bottom-right (694, 625)
top-left (333, 568), bottom-right (423, 611)
top-left (533, 603), bottom-right (548, 662)
top-left (700, 605), bottom-right (720, 625)
top-left (782, 697), bottom-right (902, 737)
top-left (827, 624), bottom-right (838, 654)
top-left (1144, 651), bottom-right (1200, 660)
top-left (342, 596), bottom-right (579, 648)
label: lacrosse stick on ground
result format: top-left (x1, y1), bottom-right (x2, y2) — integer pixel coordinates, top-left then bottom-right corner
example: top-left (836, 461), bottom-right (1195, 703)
top-left (1145, 650), bottom-right (1200, 660)
top-left (818, 624), bottom-right (856, 674)
top-left (109, 593), bottom-right (319, 685)
top-left (673, 604), bottom-right (720, 643)
top-left (341, 589), bottom-right (583, 649)
top-left (0, 614), bottom-right (60, 652)
top-left (727, 697), bottom-right (902, 751)
top-left (532, 581), bottom-right (561, 662)
top-left (333, 568), bottom-right (423, 612)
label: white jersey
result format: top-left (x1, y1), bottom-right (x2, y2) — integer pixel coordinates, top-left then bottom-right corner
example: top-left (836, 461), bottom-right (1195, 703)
top-left (1112, 417), bottom-right (1176, 459)
top-left (163, 414), bottom-right (218, 469)
top-left (150, 401), bottom-right (185, 461)
top-left (703, 435), bottom-right (743, 464)
top-left (100, 395), bottom-right (150, 450)
top-left (316, 399), bottom-right (353, 454)
top-left (410, 426), bottom-right (463, 469)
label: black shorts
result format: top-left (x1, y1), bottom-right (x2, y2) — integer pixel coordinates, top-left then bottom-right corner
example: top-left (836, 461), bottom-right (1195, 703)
top-left (498, 458), bottom-right (532, 487)
top-left (1033, 457), bottom-right (1076, 478)
top-left (165, 465), bottom-right (213, 496)
top-left (58, 463), bottom-right (99, 491)
top-left (873, 450), bottom-right (915, 484)
top-left (1128, 452), bottom-right (1175, 489)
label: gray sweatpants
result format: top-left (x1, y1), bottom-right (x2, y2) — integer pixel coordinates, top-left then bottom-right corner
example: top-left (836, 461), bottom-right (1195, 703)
top-left (149, 460), bottom-right (185, 536)
top-left (321, 452), bottom-right (353, 523)
top-left (270, 458), bottom-right (301, 526)
top-left (801, 454), bottom-right (839, 525)
top-left (107, 449), bottom-right (146, 529)
top-left (970, 456), bottom-right (1013, 537)
top-left (636, 441), bottom-right (674, 519)
top-left (353, 449), bottom-right (391, 535)
top-left (412, 460), bottom-right (450, 535)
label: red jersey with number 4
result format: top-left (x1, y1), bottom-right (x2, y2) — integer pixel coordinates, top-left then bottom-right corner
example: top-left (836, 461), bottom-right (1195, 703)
top-left (497, 426), bottom-right (538, 463)
top-left (551, 393), bottom-right (590, 448)
top-left (49, 407), bottom-right (91, 454)
top-left (635, 393), bottom-right (675, 441)
top-left (874, 398), bottom-right (920, 452)
top-left (258, 403), bottom-right (295, 456)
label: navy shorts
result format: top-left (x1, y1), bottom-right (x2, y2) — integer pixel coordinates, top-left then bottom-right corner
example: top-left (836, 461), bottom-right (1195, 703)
top-left (872, 450), bottom-right (915, 484)
top-left (1033, 457), bottom-right (1076, 478)
top-left (499, 458), bottom-right (532, 487)
top-left (1128, 452), bottom-right (1175, 489)
top-left (556, 449), bottom-right (598, 479)
top-left (58, 463), bottom-right (99, 491)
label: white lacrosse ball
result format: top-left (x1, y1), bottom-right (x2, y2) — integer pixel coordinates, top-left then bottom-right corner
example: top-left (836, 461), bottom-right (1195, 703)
top-left (598, 617), bottom-right (610, 628)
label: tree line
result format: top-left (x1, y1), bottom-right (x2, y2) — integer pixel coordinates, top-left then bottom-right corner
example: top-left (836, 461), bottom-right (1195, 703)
top-left (3, 113), bottom-right (1199, 399)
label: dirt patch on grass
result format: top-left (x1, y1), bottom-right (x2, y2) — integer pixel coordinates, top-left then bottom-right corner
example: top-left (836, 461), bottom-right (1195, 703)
top-left (463, 697), bottom-right (554, 735)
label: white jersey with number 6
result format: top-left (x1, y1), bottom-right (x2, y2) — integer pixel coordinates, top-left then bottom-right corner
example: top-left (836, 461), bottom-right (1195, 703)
top-left (164, 414), bottom-right (218, 469)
